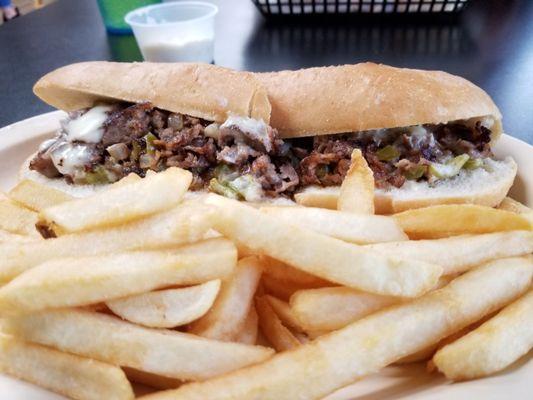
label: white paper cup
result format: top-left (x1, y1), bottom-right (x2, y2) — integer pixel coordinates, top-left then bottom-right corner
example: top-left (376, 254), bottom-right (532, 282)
top-left (125, 1), bottom-right (218, 63)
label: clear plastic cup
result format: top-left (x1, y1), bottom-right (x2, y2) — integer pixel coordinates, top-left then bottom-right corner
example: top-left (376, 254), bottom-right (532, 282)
top-left (125, 1), bottom-right (218, 63)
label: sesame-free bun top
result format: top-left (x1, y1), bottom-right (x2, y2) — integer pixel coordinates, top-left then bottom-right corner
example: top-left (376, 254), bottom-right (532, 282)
top-left (257, 63), bottom-right (502, 138)
top-left (33, 62), bottom-right (271, 123)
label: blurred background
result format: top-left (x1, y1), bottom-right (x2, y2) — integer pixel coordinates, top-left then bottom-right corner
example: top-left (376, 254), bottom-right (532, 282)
top-left (0, 0), bottom-right (50, 21)
top-left (0, 0), bottom-right (532, 143)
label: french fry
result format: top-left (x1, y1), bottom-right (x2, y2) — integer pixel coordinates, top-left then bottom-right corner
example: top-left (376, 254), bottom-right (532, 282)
top-left (260, 206), bottom-right (407, 244)
top-left (123, 368), bottom-right (182, 390)
top-left (205, 194), bottom-right (442, 297)
top-left (262, 257), bottom-right (330, 289)
top-left (393, 204), bottom-right (532, 239)
top-left (433, 274), bottom-right (457, 289)
top-left (337, 149), bottom-right (375, 214)
top-left (305, 330), bottom-right (330, 340)
top-left (498, 197), bottom-right (533, 214)
top-left (394, 345), bottom-right (438, 364)
top-left (2, 309), bottom-right (274, 381)
top-left (0, 202), bottom-right (215, 283)
top-left (113, 172), bottom-right (142, 187)
top-left (289, 286), bottom-right (398, 332)
top-left (395, 316), bottom-right (483, 365)
top-left (0, 230), bottom-right (36, 243)
top-left (264, 295), bottom-right (305, 333)
top-left (237, 243), bottom-right (258, 258)
top-left (0, 334), bottom-right (134, 400)
top-left (498, 197), bottom-right (533, 226)
top-left (433, 289), bottom-right (533, 380)
top-left (7, 179), bottom-right (72, 212)
top-left (291, 331), bottom-right (309, 344)
top-left (294, 186), bottom-right (339, 210)
top-left (0, 199), bottom-right (39, 237)
top-left (6, 175), bottom-right (138, 214)
top-left (234, 306), bottom-right (259, 345)
top-left (297, 188), bottom-right (533, 215)
top-left (261, 275), bottom-right (306, 302)
top-left (188, 256), bottom-right (263, 341)
top-left (40, 167), bottom-right (192, 234)
top-left (366, 230), bottom-right (533, 276)
top-left (256, 296), bottom-right (300, 352)
top-left (0, 238), bottom-right (235, 314)
top-left (139, 256), bottom-right (532, 400)
top-left (106, 280), bottom-right (221, 328)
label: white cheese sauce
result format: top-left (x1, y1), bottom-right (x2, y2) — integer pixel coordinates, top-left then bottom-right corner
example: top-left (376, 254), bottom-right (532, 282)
top-left (407, 125), bottom-right (435, 148)
top-left (64, 105), bottom-right (112, 143)
top-left (38, 138), bottom-right (58, 152)
top-left (50, 143), bottom-right (94, 176)
top-left (221, 115), bottom-right (268, 137)
top-left (43, 105), bottom-right (112, 178)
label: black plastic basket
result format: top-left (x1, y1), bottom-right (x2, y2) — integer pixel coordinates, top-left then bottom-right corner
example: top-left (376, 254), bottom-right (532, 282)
top-left (252, 0), bottom-right (470, 17)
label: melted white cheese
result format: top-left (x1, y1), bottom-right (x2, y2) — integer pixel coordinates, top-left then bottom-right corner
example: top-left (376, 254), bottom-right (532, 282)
top-left (50, 143), bottom-right (94, 176)
top-left (38, 138), bottom-right (58, 152)
top-left (221, 116), bottom-right (267, 137)
top-left (65, 105), bottom-right (112, 143)
top-left (409, 125), bottom-right (427, 137)
top-left (407, 125), bottom-right (435, 148)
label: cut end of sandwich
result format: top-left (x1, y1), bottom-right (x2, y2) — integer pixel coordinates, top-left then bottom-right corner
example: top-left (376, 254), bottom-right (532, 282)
top-left (19, 153), bottom-right (106, 198)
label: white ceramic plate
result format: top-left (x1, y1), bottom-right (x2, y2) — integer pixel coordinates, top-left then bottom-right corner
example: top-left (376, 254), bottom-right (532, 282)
top-left (0, 112), bottom-right (531, 400)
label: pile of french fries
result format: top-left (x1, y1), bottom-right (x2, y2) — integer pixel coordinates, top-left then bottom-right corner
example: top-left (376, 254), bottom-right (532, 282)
top-left (0, 160), bottom-right (531, 400)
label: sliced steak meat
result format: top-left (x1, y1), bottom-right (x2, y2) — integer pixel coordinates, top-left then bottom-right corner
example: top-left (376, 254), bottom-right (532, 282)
top-left (29, 154), bottom-right (60, 178)
top-left (435, 122), bottom-right (492, 159)
top-left (217, 144), bottom-right (261, 165)
top-left (247, 155), bottom-right (296, 194)
top-left (314, 136), bottom-right (355, 157)
top-left (251, 155), bottom-right (282, 189)
top-left (184, 140), bottom-right (217, 161)
top-left (277, 162), bottom-right (300, 193)
top-left (365, 151), bottom-right (406, 189)
top-left (102, 103), bottom-right (153, 146)
top-left (150, 109), bottom-right (167, 132)
top-left (299, 137), bottom-right (355, 186)
top-left (166, 152), bottom-right (209, 169)
top-left (299, 152), bottom-right (338, 186)
top-left (157, 116), bottom-right (208, 153)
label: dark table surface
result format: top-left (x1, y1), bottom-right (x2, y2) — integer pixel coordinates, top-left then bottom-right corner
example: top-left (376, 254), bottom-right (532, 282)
top-left (0, 0), bottom-right (532, 144)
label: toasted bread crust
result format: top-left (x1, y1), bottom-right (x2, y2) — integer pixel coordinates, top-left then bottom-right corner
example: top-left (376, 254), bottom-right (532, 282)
top-left (257, 63), bottom-right (502, 138)
top-left (33, 62), bottom-right (271, 123)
